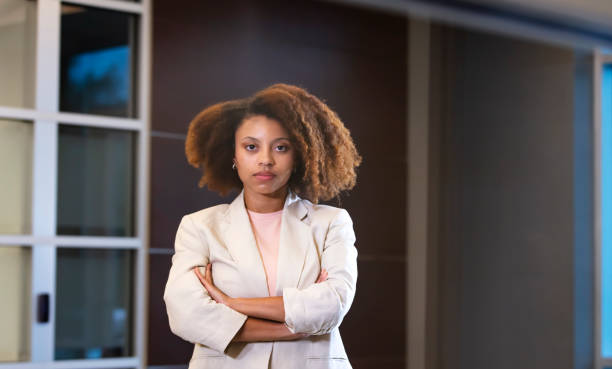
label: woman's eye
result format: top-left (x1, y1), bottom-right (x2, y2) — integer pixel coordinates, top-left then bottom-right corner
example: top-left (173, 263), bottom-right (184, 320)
top-left (275, 145), bottom-right (288, 152)
top-left (245, 144), bottom-right (256, 151)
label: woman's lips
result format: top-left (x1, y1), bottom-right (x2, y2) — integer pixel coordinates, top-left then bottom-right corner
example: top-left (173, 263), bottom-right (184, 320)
top-left (254, 172), bottom-right (276, 180)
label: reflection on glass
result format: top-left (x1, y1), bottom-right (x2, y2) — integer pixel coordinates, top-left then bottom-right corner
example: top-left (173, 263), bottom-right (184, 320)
top-left (0, 119), bottom-right (32, 234)
top-left (60, 5), bottom-right (137, 117)
top-left (55, 248), bottom-right (134, 360)
top-left (0, 0), bottom-right (36, 108)
top-left (57, 125), bottom-right (136, 236)
top-left (0, 246), bottom-right (31, 362)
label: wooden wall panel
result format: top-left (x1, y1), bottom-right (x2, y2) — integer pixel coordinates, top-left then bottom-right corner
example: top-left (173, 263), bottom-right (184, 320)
top-left (149, 1), bottom-right (407, 367)
top-left (428, 25), bottom-right (576, 369)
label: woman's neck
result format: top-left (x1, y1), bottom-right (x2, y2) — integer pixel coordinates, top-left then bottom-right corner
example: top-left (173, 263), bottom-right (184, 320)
top-left (243, 187), bottom-right (288, 213)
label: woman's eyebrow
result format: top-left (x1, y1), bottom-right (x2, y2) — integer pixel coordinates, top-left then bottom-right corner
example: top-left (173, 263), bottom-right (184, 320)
top-left (240, 136), bottom-right (260, 142)
top-left (240, 136), bottom-right (290, 142)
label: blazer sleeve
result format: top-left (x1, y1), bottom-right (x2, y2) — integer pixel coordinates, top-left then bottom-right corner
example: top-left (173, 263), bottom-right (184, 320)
top-left (163, 214), bottom-right (247, 353)
top-left (282, 208), bottom-right (358, 335)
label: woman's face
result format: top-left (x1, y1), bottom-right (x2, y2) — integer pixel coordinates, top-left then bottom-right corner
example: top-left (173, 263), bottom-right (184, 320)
top-left (234, 115), bottom-right (295, 198)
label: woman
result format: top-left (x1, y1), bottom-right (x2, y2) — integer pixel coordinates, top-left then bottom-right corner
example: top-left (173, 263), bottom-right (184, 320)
top-left (164, 83), bottom-right (362, 369)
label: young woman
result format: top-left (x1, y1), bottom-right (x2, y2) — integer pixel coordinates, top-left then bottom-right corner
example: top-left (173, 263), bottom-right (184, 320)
top-left (164, 83), bottom-right (362, 369)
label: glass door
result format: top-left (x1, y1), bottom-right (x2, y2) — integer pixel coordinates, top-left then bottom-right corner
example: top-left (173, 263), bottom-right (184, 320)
top-left (0, 0), bottom-right (150, 368)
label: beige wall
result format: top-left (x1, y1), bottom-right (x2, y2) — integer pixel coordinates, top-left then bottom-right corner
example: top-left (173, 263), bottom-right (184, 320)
top-left (0, 1), bottom-right (35, 234)
top-left (0, 248), bottom-right (31, 362)
top-left (0, 0), bottom-right (36, 108)
top-left (0, 119), bottom-right (32, 234)
top-left (0, 1), bottom-right (36, 362)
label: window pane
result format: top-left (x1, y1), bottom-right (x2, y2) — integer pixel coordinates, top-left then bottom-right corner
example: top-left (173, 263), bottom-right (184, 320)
top-left (603, 64), bottom-right (612, 358)
top-left (60, 5), bottom-right (137, 117)
top-left (0, 119), bottom-right (32, 234)
top-left (0, 246), bottom-right (31, 362)
top-left (55, 248), bottom-right (134, 360)
top-left (0, 0), bottom-right (36, 108)
top-left (57, 125), bottom-right (136, 237)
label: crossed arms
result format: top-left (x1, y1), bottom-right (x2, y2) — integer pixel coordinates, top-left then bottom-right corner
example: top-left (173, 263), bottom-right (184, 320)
top-left (163, 209), bottom-right (357, 353)
top-left (193, 264), bottom-right (328, 343)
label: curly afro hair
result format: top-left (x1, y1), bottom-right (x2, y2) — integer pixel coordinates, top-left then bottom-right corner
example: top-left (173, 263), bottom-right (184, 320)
top-left (185, 83), bottom-right (362, 204)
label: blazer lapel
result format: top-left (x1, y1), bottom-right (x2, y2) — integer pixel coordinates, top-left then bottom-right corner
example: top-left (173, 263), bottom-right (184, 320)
top-left (275, 190), bottom-right (310, 296)
top-left (223, 190), bottom-right (269, 297)
top-left (223, 189), bottom-right (310, 298)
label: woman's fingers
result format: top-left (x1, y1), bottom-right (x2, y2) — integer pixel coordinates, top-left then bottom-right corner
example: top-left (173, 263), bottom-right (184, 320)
top-left (194, 267), bottom-right (207, 287)
top-left (202, 279), bottom-right (214, 295)
top-left (316, 268), bottom-right (328, 283)
top-left (205, 263), bottom-right (215, 284)
top-left (194, 264), bottom-right (227, 304)
top-left (194, 265), bottom-right (213, 289)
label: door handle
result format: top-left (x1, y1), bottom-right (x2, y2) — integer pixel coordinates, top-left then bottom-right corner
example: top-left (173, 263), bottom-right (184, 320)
top-left (37, 293), bottom-right (50, 323)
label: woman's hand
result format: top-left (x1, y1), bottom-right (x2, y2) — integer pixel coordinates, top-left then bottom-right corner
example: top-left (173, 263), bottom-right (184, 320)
top-left (232, 317), bottom-right (309, 342)
top-left (316, 268), bottom-right (328, 283)
top-left (194, 264), bottom-right (230, 305)
top-left (194, 265), bottom-right (327, 324)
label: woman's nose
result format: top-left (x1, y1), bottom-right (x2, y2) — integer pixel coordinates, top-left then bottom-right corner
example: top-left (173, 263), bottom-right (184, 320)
top-left (258, 148), bottom-right (274, 166)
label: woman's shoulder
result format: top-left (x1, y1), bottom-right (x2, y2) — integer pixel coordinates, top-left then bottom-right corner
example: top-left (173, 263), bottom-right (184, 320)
top-left (181, 203), bottom-right (230, 226)
top-left (300, 199), bottom-right (352, 224)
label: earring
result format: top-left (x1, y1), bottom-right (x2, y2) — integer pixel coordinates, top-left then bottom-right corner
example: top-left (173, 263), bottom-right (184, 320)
top-left (232, 161), bottom-right (236, 170)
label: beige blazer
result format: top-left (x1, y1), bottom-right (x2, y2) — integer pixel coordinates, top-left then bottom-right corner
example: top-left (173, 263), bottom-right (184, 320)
top-left (164, 189), bottom-right (358, 369)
